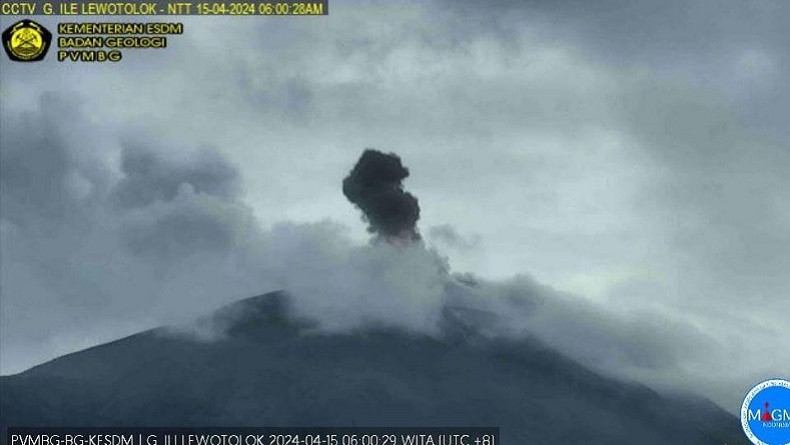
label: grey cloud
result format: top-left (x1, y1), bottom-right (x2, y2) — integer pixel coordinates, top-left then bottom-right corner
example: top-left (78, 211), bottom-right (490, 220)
top-left (236, 71), bottom-right (313, 122)
top-left (613, 76), bottom-right (790, 307)
top-left (113, 142), bottom-right (241, 209)
top-left (437, 0), bottom-right (790, 137)
top-left (0, 93), bottom-right (101, 229)
top-left (120, 189), bottom-right (242, 260)
top-left (110, 142), bottom-right (254, 260)
top-left (0, 92), bottom-right (269, 373)
top-left (441, 0), bottom-right (790, 67)
top-left (426, 0), bottom-right (788, 315)
top-left (428, 224), bottom-right (480, 251)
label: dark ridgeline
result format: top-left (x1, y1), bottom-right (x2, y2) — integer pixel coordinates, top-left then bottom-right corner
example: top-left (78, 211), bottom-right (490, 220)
top-left (342, 149), bottom-right (421, 243)
top-left (0, 291), bottom-right (747, 445)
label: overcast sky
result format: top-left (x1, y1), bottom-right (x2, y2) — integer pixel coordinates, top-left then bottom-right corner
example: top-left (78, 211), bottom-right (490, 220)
top-left (1, 0), bottom-right (788, 413)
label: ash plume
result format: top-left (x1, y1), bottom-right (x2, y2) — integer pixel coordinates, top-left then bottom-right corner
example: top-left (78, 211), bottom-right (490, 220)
top-left (343, 149), bottom-right (421, 243)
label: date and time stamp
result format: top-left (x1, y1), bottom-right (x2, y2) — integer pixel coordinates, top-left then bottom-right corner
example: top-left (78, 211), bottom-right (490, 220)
top-left (0, 0), bottom-right (327, 16)
top-left (8, 430), bottom-right (501, 445)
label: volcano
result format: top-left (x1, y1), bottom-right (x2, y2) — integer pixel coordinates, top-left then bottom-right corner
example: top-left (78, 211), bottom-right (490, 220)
top-left (0, 290), bottom-right (746, 444)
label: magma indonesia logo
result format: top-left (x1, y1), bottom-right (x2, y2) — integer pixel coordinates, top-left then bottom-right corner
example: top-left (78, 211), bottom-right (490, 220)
top-left (2, 19), bottom-right (52, 62)
top-left (742, 379), bottom-right (790, 445)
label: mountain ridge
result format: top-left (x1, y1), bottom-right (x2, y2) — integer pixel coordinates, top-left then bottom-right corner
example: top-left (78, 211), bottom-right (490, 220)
top-left (0, 291), bottom-right (747, 444)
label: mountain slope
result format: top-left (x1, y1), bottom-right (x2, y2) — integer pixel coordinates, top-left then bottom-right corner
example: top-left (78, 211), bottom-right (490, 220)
top-left (0, 292), bottom-right (746, 444)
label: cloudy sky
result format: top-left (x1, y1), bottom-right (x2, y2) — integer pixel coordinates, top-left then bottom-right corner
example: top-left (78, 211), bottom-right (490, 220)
top-left (1, 0), bottom-right (788, 412)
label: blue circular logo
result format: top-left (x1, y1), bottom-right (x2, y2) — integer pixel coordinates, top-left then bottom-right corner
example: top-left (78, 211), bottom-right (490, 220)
top-left (742, 379), bottom-right (790, 445)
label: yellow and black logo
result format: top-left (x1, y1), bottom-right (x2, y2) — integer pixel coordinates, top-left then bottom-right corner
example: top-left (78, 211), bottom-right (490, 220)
top-left (3, 20), bottom-right (52, 62)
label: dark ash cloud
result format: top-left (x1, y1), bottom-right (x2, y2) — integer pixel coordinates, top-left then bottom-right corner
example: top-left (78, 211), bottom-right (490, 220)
top-left (342, 149), bottom-right (421, 243)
